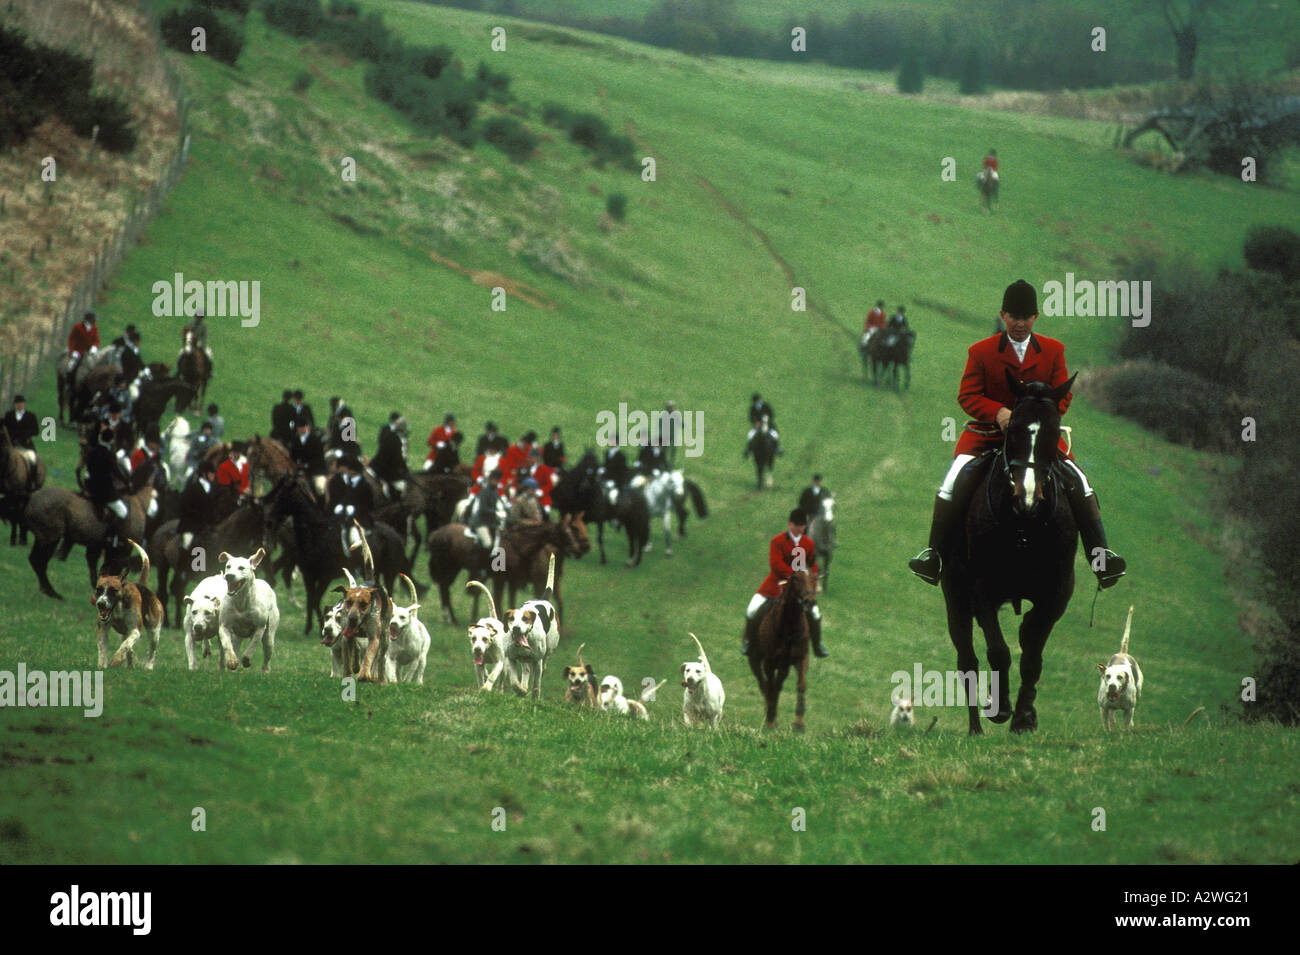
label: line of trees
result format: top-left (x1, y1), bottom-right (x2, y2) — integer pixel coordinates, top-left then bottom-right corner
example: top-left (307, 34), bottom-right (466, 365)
top-left (421, 0), bottom-right (1173, 92)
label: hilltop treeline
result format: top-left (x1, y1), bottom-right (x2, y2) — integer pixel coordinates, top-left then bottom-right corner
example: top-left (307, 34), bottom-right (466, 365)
top-left (422, 0), bottom-right (1169, 92)
top-left (1106, 227), bottom-right (1300, 724)
top-left (0, 24), bottom-right (137, 153)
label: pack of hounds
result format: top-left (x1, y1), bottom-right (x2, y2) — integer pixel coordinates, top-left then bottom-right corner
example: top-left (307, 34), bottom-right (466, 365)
top-left (93, 528), bottom-right (1139, 732)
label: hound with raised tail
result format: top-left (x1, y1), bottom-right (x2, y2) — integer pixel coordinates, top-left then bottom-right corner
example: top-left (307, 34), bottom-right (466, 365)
top-left (562, 643), bottom-right (600, 706)
top-left (1098, 605), bottom-right (1144, 730)
top-left (321, 567), bottom-right (365, 677)
top-left (599, 675), bottom-right (667, 720)
top-left (386, 573), bottom-right (431, 684)
top-left (681, 632), bottom-right (725, 727)
top-left (466, 579), bottom-right (509, 692)
top-left (95, 540), bottom-right (163, 669)
top-left (503, 553), bottom-right (560, 698)
top-left (216, 547), bottom-right (280, 672)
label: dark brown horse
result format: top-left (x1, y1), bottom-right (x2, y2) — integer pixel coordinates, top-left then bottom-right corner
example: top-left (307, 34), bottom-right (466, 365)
top-left (426, 514), bottom-right (589, 626)
top-left (1, 425), bottom-right (46, 545)
top-left (494, 514), bottom-right (590, 623)
top-left (176, 331), bottom-right (211, 409)
top-left (25, 484), bottom-right (154, 598)
top-left (939, 373), bottom-right (1078, 734)
top-left (749, 570), bottom-right (816, 732)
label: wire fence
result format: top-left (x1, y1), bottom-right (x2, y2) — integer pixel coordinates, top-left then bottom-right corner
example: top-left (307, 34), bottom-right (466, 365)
top-left (0, 0), bottom-right (191, 406)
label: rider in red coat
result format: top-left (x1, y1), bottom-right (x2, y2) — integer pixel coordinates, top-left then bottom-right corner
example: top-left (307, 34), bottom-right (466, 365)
top-left (67, 312), bottom-right (100, 355)
top-left (863, 300), bottom-right (887, 336)
top-left (426, 414), bottom-right (458, 465)
top-left (908, 279), bottom-right (1125, 589)
top-left (742, 508), bottom-right (826, 659)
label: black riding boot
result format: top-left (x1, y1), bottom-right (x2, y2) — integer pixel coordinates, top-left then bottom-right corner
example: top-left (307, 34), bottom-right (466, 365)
top-left (741, 615), bottom-right (757, 657)
top-left (809, 614), bottom-right (828, 658)
top-left (909, 457), bottom-right (983, 585)
top-left (909, 495), bottom-right (958, 585)
top-left (1070, 487), bottom-right (1126, 588)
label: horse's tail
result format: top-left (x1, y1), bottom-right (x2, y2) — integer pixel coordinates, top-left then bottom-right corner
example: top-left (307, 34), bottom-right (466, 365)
top-left (128, 539), bottom-right (150, 590)
top-left (686, 480), bottom-right (708, 518)
top-left (688, 631), bottom-right (711, 674)
top-left (1120, 605), bottom-right (1134, 655)
top-left (465, 579), bottom-right (499, 621)
top-left (543, 551), bottom-right (556, 603)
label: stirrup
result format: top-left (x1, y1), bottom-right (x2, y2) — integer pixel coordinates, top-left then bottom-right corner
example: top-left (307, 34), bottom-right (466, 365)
top-left (908, 547), bottom-right (942, 585)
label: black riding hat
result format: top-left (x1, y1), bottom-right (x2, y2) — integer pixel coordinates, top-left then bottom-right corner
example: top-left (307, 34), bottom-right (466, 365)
top-left (789, 508), bottom-right (807, 526)
top-left (1002, 279), bottom-right (1037, 317)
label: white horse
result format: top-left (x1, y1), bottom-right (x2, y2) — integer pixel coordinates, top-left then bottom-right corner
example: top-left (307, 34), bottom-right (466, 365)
top-left (452, 451), bottom-right (502, 523)
top-left (633, 469), bottom-right (708, 557)
top-left (162, 415), bottom-right (193, 489)
top-left (808, 493), bottom-right (836, 593)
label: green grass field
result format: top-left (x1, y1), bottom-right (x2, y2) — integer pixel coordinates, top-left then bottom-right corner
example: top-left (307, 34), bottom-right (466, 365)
top-left (1, 1), bottom-right (1297, 864)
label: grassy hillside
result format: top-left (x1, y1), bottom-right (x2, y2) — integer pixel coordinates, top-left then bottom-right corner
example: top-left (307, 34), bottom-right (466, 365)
top-left (1, 1), bottom-right (1296, 863)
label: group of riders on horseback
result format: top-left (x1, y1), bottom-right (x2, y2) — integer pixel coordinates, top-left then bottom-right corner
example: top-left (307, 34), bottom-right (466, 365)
top-left (736, 278), bottom-right (1126, 729)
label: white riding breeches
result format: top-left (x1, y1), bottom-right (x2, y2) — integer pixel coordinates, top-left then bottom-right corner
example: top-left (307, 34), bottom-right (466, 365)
top-left (747, 592), bottom-right (820, 619)
top-left (1061, 458), bottom-right (1093, 496)
top-left (939, 453), bottom-right (1095, 500)
top-left (938, 454), bottom-right (976, 500)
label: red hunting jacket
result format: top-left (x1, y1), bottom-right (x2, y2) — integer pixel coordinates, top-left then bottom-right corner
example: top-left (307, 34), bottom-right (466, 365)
top-left (216, 457), bottom-right (251, 495)
top-left (757, 531), bottom-right (818, 599)
top-left (67, 321), bottom-right (100, 354)
top-left (864, 307), bottom-right (886, 334)
top-left (955, 332), bottom-right (1072, 457)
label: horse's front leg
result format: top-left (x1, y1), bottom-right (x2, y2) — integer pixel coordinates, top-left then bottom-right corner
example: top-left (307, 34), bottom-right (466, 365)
top-left (974, 603), bottom-right (1012, 725)
top-left (943, 584), bottom-right (983, 735)
top-left (1011, 602), bottom-right (1063, 734)
top-left (793, 655), bottom-right (808, 733)
top-left (662, 510), bottom-right (673, 556)
top-left (766, 663), bottom-right (787, 730)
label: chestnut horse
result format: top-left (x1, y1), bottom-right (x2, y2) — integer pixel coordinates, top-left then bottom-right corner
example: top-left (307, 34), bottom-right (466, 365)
top-left (749, 570), bottom-right (817, 732)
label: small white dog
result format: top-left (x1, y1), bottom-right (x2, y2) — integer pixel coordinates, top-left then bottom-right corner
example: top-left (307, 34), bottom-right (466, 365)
top-left (680, 632), bottom-right (725, 727)
top-left (385, 574), bottom-right (431, 684)
top-left (466, 580), bottom-right (509, 692)
top-left (503, 555), bottom-right (560, 698)
top-left (216, 548), bottom-right (279, 672)
top-left (599, 675), bottom-right (667, 720)
top-left (1098, 605), bottom-right (1144, 730)
top-left (182, 574), bottom-right (226, 671)
top-left (889, 697), bottom-right (916, 730)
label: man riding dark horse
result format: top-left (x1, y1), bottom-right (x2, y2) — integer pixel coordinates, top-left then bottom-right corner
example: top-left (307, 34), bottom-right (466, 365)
top-left (908, 279), bottom-right (1126, 589)
top-left (744, 393), bottom-right (783, 458)
top-left (3, 394), bottom-right (41, 491)
top-left (84, 426), bottom-right (133, 550)
top-left (741, 508), bottom-right (827, 659)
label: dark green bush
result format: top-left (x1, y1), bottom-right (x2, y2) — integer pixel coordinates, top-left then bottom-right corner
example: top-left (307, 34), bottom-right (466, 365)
top-left (1100, 361), bottom-right (1240, 452)
top-left (541, 101), bottom-right (572, 128)
top-left (958, 48), bottom-right (984, 95)
top-left (897, 53), bottom-right (924, 94)
top-left (160, 7), bottom-right (245, 65)
top-left (1244, 225), bottom-right (1300, 284)
top-left (262, 0), bottom-right (325, 37)
top-left (482, 116), bottom-right (537, 162)
top-left (292, 70), bottom-right (313, 93)
top-left (196, 0), bottom-right (251, 14)
top-left (474, 61), bottom-right (511, 102)
top-left (606, 193), bottom-right (627, 221)
top-left (0, 24), bottom-right (136, 153)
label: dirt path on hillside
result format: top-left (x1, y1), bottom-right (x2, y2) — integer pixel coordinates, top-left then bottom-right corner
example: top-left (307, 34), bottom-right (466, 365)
top-left (428, 251), bottom-right (556, 311)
